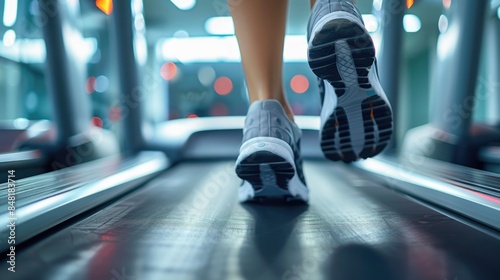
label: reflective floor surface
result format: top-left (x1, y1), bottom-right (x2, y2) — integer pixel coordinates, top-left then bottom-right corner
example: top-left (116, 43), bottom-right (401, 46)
top-left (2, 161), bottom-right (499, 280)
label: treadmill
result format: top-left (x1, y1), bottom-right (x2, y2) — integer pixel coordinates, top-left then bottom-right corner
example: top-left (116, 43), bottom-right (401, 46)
top-left (1, 0), bottom-right (499, 279)
top-left (1, 117), bottom-right (499, 280)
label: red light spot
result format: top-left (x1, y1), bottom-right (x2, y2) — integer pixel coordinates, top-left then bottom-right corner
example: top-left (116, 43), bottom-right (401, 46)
top-left (290, 74), bottom-right (309, 94)
top-left (91, 117), bottom-right (103, 128)
top-left (442, 0), bottom-right (451, 9)
top-left (291, 103), bottom-right (304, 115)
top-left (96, 0), bottom-right (113, 15)
top-left (210, 103), bottom-right (229, 116)
top-left (214, 76), bottom-right (233, 96)
top-left (86, 76), bottom-right (96, 94)
top-left (108, 106), bottom-right (121, 122)
top-left (160, 62), bottom-right (178, 81)
top-left (187, 114), bottom-right (198, 118)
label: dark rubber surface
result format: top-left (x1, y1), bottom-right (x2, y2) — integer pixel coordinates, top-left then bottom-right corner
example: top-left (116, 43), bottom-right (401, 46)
top-left (309, 19), bottom-right (375, 98)
top-left (236, 151), bottom-right (294, 191)
top-left (2, 161), bottom-right (498, 280)
top-left (309, 18), bottom-right (393, 162)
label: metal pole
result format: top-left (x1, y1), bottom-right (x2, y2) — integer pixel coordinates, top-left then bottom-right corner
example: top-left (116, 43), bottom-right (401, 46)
top-left (486, 10), bottom-right (500, 124)
top-left (377, 0), bottom-right (405, 151)
top-left (432, 0), bottom-right (489, 165)
top-left (111, 0), bottom-right (145, 155)
top-left (38, 0), bottom-right (91, 144)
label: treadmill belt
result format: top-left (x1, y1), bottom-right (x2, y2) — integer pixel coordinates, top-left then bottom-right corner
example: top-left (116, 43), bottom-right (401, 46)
top-left (2, 161), bottom-right (499, 280)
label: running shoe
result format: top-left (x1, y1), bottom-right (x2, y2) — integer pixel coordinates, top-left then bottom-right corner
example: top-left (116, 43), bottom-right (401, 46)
top-left (235, 100), bottom-right (308, 202)
top-left (307, 0), bottom-right (393, 163)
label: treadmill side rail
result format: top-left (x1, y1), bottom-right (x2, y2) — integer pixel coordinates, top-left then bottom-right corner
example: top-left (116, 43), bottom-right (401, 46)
top-left (355, 157), bottom-right (500, 231)
top-left (0, 152), bottom-right (168, 252)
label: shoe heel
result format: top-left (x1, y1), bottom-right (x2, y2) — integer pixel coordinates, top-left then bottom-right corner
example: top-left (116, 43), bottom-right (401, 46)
top-left (308, 14), bottom-right (375, 96)
top-left (235, 137), bottom-right (295, 190)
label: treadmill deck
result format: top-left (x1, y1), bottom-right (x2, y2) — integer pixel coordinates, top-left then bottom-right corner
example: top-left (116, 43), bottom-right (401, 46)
top-left (2, 161), bottom-right (499, 280)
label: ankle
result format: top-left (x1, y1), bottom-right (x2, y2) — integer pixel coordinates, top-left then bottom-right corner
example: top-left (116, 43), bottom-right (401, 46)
top-left (274, 98), bottom-right (295, 122)
top-left (283, 106), bottom-right (295, 122)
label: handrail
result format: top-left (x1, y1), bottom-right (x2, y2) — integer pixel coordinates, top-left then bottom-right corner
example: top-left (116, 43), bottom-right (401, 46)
top-left (354, 155), bottom-right (500, 231)
top-left (0, 151), bottom-right (168, 252)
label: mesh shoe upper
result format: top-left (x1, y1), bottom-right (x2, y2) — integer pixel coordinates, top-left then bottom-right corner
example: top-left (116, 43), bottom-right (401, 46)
top-left (243, 100), bottom-right (299, 145)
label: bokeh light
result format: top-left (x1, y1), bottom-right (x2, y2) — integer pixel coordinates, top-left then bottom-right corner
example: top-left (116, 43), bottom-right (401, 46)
top-left (290, 74), bottom-right (309, 94)
top-left (108, 106), bottom-right (121, 122)
top-left (291, 103), bottom-right (304, 115)
top-left (210, 103), bottom-right (229, 116)
top-left (95, 75), bottom-right (109, 93)
top-left (198, 66), bottom-right (216, 86)
top-left (91, 116), bottom-right (103, 128)
top-left (86, 76), bottom-right (96, 94)
top-left (214, 76), bottom-right (233, 96)
top-left (160, 62), bottom-right (178, 81)
top-left (443, 0), bottom-right (451, 9)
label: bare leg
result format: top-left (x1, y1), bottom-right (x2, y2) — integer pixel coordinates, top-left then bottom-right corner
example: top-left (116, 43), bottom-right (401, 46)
top-left (230, 0), bottom-right (294, 120)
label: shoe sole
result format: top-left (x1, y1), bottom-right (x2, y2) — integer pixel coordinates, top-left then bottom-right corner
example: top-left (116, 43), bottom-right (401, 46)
top-left (308, 12), bottom-right (393, 163)
top-left (235, 137), bottom-right (308, 202)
